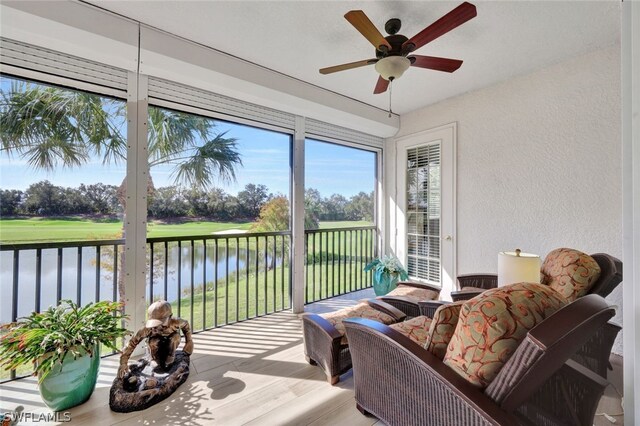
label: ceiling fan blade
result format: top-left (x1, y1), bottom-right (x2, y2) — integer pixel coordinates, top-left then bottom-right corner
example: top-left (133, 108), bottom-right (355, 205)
top-left (409, 55), bottom-right (463, 72)
top-left (319, 59), bottom-right (377, 75)
top-left (345, 10), bottom-right (392, 51)
top-left (403, 2), bottom-right (477, 53)
top-left (374, 76), bottom-right (389, 94)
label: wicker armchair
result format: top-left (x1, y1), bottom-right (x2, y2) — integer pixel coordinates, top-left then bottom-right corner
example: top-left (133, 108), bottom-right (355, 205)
top-left (343, 295), bottom-right (617, 426)
top-left (376, 281), bottom-right (441, 317)
top-left (427, 252), bottom-right (622, 378)
top-left (301, 299), bottom-right (405, 385)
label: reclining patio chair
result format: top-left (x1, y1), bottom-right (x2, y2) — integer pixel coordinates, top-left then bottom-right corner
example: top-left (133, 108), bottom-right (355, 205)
top-left (447, 249), bottom-right (623, 377)
top-left (344, 290), bottom-right (617, 426)
top-left (301, 299), bottom-right (405, 385)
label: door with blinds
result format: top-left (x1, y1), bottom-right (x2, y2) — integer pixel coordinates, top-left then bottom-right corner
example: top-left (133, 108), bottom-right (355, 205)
top-left (395, 123), bottom-right (456, 297)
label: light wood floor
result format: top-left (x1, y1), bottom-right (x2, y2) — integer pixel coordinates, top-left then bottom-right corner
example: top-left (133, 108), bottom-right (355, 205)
top-left (0, 288), bottom-right (624, 425)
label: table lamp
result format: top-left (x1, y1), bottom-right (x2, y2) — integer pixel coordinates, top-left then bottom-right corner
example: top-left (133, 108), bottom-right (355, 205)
top-left (498, 249), bottom-right (541, 287)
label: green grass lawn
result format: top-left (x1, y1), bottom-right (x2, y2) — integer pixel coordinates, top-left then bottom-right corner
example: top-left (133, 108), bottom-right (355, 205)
top-left (0, 217), bottom-right (373, 243)
top-left (0, 218), bottom-right (254, 243)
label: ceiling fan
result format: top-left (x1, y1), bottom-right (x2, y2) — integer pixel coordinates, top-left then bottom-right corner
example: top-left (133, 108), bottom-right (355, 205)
top-left (320, 2), bottom-right (477, 94)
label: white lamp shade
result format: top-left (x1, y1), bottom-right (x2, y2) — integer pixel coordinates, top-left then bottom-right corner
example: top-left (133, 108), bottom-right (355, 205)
top-left (375, 56), bottom-right (411, 81)
top-left (498, 251), bottom-right (541, 287)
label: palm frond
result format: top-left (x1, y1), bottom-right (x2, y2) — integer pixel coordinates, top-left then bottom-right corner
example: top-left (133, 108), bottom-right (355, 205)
top-left (171, 133), bottom-right (242, 189)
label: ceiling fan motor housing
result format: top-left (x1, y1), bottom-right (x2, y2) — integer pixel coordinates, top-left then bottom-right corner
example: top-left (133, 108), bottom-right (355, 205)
top-left (376, 34), bottom-right (409, 59)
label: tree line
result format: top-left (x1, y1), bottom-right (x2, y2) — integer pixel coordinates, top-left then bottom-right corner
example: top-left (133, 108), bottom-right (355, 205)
top-left (0, 180), bottom-right (374, 222)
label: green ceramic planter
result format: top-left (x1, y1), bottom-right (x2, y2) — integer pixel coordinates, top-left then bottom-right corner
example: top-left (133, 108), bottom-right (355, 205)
top-left (373, 273), bottom-right (400, 296)
top-left (38, 345), bottom-right (100, 411)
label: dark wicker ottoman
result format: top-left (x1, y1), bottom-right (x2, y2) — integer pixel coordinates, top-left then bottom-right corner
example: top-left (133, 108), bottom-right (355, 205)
top-left (301, 299), bottom-right (406, 385)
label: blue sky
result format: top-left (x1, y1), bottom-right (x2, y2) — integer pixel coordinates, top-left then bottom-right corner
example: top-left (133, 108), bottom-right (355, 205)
top-left (0, 115), bottom-right (376, 199)
top-left (0, 74), bottom-right (376, 198)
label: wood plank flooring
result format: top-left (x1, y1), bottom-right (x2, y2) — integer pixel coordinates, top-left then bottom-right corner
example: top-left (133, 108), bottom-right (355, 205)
top-left (0, 290), bottom-right (381, 426)
top-left (0, 288), bottom-right (623, 425)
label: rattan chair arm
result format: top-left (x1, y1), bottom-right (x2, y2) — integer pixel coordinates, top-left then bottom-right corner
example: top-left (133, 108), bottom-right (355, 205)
top-left (301, 313), bottom-right (342, 340)
top-left (367, 299), bottom-right (407, 322)
top-left (377, 295), bottom-right (418, 306)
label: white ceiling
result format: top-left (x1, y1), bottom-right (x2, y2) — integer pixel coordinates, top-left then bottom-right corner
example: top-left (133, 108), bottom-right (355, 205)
top-left (85, 0), bottom-right (620, 115)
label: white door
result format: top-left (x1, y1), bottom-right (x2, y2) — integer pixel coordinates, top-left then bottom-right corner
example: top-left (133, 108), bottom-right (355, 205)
top-left (395, 123), bottom-right (456, 297)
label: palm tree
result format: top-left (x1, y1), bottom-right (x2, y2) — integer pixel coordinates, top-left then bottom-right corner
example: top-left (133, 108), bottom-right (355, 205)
top-left (0, 78), bottom-right (243, 300)
top-left (0, 80), bottom-right (242, 189)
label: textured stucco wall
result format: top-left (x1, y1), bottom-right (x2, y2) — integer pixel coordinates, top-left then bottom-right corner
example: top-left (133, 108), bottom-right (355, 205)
top-left (388, 45), bottom-right (623, 353)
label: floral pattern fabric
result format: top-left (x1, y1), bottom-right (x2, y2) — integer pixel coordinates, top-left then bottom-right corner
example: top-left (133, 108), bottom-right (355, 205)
top-left (541, 248), bottom-right (601, 302)
top-left (390, 316), bottom-right (433, 346)
top-left (443, 282), bottom-right (566, 388)
top-left (321, 302), bottom-right (396, 344)
top-left (385, 285), bottom-right (439, 303)
top-left (424, 301), bottom-right (465, 359)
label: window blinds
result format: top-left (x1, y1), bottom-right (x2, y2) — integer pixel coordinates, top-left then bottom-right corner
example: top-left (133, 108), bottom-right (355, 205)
top-left (406, 143), bottom-right (441, 284)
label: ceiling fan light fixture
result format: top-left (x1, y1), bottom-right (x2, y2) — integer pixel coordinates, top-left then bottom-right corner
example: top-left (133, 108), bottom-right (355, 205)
top-left (375, 56), bottom-right (411, 81)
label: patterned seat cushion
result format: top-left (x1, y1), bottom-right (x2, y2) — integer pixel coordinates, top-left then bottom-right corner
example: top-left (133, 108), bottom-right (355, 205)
top-left (321, 302), bottom-right (396, 344)
top-left (443, 282), bottom-right (566, 388)
top-left (541, 248), bottom-right (601, 302)
top-left (424, 301), bottom-right (465, 359)
top-left (385, 285), bottom-right (439, 303)
top-left (389, 316), bottom-right (433, 346)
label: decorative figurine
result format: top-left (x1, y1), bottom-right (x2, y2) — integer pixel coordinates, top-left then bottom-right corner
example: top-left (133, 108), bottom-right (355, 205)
top-left (109, 301), bottom-right (194, 413)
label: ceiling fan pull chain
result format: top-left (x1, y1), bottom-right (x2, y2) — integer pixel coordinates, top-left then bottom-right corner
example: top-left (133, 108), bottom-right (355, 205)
top-left (388, 80), bottom-right (393, 117)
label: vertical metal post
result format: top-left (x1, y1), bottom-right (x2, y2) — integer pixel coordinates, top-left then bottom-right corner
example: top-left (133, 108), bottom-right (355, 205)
top-left (338, 231), bottom-right (343, 294)
top-left (177, 241), bottom-right (182, 318)
top-left (190, 239), bottom-right (195, 328)
top-left (225, 238), bottom-right (230, 324)
top-left (113, 244), bottom-right (118, 302)
top-left (124, 69), bottom-right (149, 345)
top-left (263, 236), bottom-right (268, 315)
top-left (95, 245), bottom-right (101, 302)
top-left (281, 235), bottom-right (285, 309)
top-left (272, 235), bottom-right (277, 312)
top-left (76, 247), bottom-right (82, 305)
top-left (331, 231), bottom-right (335, 297)
top-left (214, 239), bottom-right (219, 327)
top-left (57, 248), bottom-right (63, 302)
top-left (319, 231), bottom-right (323, 299)
top-left (12, 250), bottom-right (19, 322)
top-left (245, 236), bottom-right (250, 318)
top-left (305, 233), bottom-right (309, 303)
top-left (312, 233), bottom-right (316, 302)
top-left (35, 248), bottom-right (42, 312)
top-left (254, 236), bottom-right (258, 316)
top-left (149, 243), bottom-right (154, 303)
top-left (202, 239), bottom-right (207, 330)
top-left (291, 116), bottom-right (306, 312)
top-left (236, 237), bottom-right (240, 322)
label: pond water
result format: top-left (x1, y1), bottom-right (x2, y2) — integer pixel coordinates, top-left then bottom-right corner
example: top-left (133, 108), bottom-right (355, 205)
top-left (0, 243), bottom-right (276, 324)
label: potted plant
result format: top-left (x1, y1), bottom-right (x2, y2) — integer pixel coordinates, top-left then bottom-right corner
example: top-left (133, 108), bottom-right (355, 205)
top-left (364, 255), bottom-right (409, 296)
top-left (0, 300), bottom-right (128, 411)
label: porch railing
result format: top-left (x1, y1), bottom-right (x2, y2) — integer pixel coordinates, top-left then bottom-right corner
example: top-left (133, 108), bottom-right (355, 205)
top-left (0, 225), bottom-right (377, 382)
top-left (146, 231), bottom-right (292, 333)
top-left (304, 226), bottom-right (377, 303)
